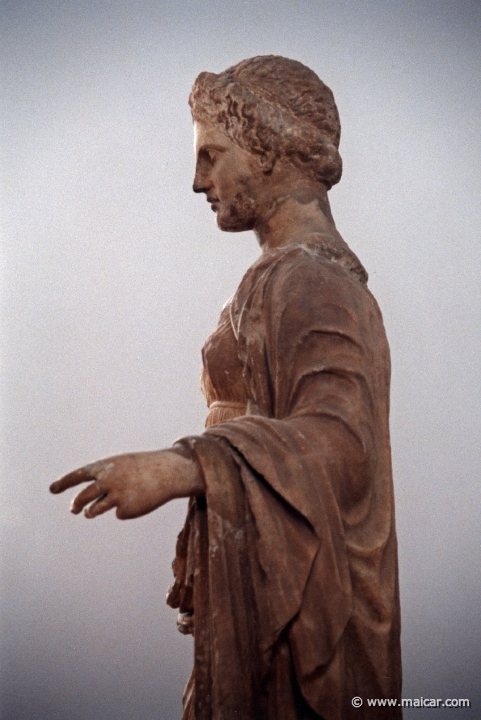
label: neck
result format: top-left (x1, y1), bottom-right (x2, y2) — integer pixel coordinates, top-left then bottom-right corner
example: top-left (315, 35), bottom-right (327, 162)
top-left (254, 184), bottom-right (343, 252)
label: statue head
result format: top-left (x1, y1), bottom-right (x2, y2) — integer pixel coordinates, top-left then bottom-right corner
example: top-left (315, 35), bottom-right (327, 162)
top-left (189, 55), bottom-right (342, 190)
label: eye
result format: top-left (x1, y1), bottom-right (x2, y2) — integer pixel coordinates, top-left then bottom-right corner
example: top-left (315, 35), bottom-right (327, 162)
top-left (205, 148), bottom-right (219, 164)
top-left (199, 146), bottom-right (223, 166)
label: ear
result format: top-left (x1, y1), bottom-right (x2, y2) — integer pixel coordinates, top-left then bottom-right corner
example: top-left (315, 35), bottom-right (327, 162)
top-left (258, 150), bottom-right (275, 174)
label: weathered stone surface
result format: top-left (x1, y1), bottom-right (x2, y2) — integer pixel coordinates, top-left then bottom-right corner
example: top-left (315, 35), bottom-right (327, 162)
top-left (52, 55), bottom-right (402, 719)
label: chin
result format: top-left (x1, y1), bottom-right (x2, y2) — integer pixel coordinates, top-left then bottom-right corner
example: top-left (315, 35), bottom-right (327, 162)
top-left (216, 216), bottom-right (252, 232)
top-left (216, 199), bottom-right (257, 233)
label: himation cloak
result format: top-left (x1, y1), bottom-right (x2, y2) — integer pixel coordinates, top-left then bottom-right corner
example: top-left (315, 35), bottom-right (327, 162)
top-left (168, 239), bottom-right (402, 720)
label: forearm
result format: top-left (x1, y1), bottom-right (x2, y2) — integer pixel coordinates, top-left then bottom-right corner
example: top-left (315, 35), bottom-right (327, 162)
top-left (156, 448), bottom-right (205, 500)
top-left (100, 448), bottom-right (205, 507)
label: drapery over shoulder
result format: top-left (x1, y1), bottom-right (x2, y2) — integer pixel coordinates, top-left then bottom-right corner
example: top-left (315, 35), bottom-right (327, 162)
top-left (167, 244), bottom-right (402, 720)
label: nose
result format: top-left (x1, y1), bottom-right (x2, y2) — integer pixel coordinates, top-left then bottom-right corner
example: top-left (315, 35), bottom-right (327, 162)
top-left (192, 178), bottom-right (206, 193)
top-left (192, 161), bottom-right (211, 194)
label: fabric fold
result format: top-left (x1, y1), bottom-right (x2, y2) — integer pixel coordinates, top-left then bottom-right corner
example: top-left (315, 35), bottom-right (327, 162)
top-left (168, 243), bottom-right (402, 719)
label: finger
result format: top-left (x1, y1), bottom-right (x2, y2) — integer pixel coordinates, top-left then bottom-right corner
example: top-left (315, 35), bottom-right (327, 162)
top-left (84, 494), bottom-right (116, 519)
top-left (70, 482), bottom-right (106, 514)
top-left (50, 465), bottom-right (99, 494)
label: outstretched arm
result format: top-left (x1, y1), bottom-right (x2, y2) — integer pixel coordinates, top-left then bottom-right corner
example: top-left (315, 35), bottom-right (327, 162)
top-left (50, 449), bottom-right (204, 520)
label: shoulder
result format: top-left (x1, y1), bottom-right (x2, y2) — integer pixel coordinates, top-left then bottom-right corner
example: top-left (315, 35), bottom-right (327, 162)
top-left (246, 244), bottom-right (370, 310)
top-left (229, 244), bottom-right (376, 341)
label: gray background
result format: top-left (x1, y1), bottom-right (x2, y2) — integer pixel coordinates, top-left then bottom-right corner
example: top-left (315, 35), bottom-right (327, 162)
top-left (2, 1), bottom-right (480, 718)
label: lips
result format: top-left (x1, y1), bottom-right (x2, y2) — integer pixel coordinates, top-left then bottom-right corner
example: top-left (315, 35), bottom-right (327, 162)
top-left (207, 197), bottom-right (219, 212)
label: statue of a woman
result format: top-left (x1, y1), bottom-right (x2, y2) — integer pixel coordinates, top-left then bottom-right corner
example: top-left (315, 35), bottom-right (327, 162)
top-left (51, 56), bottom-right (402, 719)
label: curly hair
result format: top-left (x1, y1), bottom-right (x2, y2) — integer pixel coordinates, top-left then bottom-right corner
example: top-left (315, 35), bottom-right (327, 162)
top-left (189, 55), bottom-right (342, 189)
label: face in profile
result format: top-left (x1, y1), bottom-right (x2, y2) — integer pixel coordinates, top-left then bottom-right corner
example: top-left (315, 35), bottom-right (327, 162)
top-left (193, 121), bottom-right (267, 232)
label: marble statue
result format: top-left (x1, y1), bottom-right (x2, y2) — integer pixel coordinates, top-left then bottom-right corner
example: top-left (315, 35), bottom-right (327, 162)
top-left (51, 56), bottom-right (402, 719)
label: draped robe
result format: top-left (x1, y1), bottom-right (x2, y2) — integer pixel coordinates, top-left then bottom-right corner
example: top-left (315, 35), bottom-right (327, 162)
top-left (167, 241), bottom-right (402, 720)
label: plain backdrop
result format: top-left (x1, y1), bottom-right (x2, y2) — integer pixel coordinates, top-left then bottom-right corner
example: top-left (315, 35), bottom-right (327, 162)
top-left (1, 1), bottom-right (480, 718)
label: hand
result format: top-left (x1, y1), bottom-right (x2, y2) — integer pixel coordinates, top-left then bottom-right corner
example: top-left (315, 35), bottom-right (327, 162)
top-left (49, 450), bottom-right (203, 520)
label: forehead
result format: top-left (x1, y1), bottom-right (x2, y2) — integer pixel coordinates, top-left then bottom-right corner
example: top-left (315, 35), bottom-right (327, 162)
top-left (194, 121), bottom-right (231, 154)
